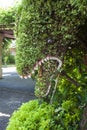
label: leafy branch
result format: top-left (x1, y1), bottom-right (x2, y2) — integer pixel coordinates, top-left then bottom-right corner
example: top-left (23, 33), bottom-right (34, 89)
top-left (60, 70), bottom-right (80, 87)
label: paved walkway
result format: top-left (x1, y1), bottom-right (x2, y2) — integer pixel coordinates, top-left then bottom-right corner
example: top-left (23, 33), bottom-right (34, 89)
top-left (0, 66), bottom-right (36, 130)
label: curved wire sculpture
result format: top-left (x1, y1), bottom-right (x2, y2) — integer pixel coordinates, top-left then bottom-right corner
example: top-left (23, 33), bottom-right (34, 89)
top-left (20, 56), bottom-right (62, 103)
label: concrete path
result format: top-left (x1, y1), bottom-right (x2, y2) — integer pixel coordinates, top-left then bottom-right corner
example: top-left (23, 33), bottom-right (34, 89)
top-left (1, 67), bottom-right (35, 92)
top-left (0, 66), bottom-right (36, 130)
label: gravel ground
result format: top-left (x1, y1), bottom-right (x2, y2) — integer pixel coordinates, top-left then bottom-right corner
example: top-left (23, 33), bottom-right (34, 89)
top-left (0, 67), bottom-right (36, 130)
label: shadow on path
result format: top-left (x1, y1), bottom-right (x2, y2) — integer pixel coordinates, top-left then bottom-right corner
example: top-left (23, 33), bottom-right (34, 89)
top-left (0, 67), bottom-right (36, 130)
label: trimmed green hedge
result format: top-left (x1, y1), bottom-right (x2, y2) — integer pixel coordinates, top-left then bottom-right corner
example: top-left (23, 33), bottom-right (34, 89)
top-left (16, 0), bottom-right (87, 75)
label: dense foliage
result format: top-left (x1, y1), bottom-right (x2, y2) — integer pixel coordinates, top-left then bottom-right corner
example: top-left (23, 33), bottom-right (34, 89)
top-left (16, 0), bottom-right (87, 75)
top-left (0, 7), bottom-right (17, 65)
top-left (0, 7), bottom-right (16, 26)
top-left (2, 39), bottom-right (15, 65)
top-left (54, 48), bottom-right (87, 129)
top-left (6, 100), bottom-right (58, 130)
top-left (6, 0), bottom-right (87, 129)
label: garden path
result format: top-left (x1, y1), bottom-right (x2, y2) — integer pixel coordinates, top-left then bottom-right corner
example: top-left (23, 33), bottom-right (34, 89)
top-left (0, 66), bottom-right (35, 130)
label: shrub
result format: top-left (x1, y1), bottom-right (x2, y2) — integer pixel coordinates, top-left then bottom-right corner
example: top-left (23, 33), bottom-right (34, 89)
top-left (14, 0), bottom-right (87, 129)
top-left (7, 54), bottom-right (15, 64)
top-left (6, 100), bottom-right (59, 130)
top-left (3, 54), bottom-right (15, 65)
